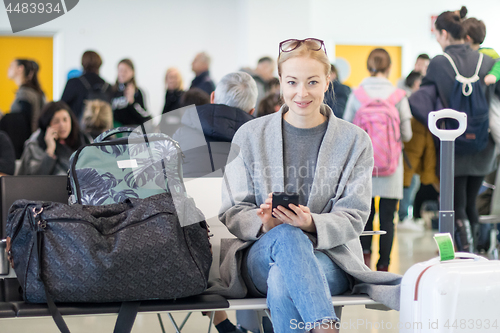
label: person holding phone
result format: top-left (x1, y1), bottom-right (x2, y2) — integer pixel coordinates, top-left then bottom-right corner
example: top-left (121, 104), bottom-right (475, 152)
top-left (18, 101), bottom-right (90, 175)
top-left (111, 58), bottom-right (151, 126)
top-left (214, 39), bottom-right (401, 332)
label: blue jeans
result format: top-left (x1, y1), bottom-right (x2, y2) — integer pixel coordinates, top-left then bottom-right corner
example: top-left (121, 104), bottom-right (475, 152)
top-left (398, 175), bottom-right (419, 221)
top-left (245, 224), bottom-right (350, 333)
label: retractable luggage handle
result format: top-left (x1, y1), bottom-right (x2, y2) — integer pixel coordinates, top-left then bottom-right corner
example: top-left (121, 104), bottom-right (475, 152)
top-left (428, 109), bottom-right (467, 240)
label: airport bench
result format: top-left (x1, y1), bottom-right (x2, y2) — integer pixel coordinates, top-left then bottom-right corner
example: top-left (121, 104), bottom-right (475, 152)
top-left (1, 175), bottom-right (389, 332)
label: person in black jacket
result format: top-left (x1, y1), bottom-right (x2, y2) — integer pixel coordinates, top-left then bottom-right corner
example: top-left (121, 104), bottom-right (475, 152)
top-left (190, 52), bottom-right (216, 95)
top-left (323, 64), bottom-right (351, 119)
top-left (162, 67), bottom-right (184, 113)
top-left (173, 71), bottom-right (257, 179)
top-left (111, 59), bottom-right (151, 126)
top-left (61, 50), bottom-right (113, 121)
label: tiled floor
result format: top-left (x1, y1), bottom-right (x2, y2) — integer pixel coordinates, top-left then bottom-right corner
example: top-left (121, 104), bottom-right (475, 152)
top-left (1, 224), bottom-right (441, 333)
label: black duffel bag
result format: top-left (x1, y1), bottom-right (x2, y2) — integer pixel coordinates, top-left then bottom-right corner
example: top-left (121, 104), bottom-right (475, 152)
top-left (5, 191), bottom-right (211, 332)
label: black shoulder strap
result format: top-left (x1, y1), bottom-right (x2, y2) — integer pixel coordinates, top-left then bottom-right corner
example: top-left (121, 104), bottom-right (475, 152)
top-left (78, 76), bottom-right (91, 91)
top-left (101, 82), bottom-right (110, 93)
top-left (113, 302), bottom-right (141, 333)
top-left (34, 231), bottom-right (71, 333)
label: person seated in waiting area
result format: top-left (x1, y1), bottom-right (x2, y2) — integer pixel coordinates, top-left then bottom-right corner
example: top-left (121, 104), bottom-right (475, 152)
top-left (173, 72), bottom-right (256, 178)
top-left (211, 38), bottom-right (402, 333)
top-left (18, 101), bottom-right (90, 175)
top-left (179, 87), bottom-right (210, 108)
top-left (162, 67), bottom-right (185, 113)
top-left (257, 91), bottom-right (282, 117)
top-left (0, 131), bottom-right (16, 176)
top-left (82, 100), bottom-right (114, 140)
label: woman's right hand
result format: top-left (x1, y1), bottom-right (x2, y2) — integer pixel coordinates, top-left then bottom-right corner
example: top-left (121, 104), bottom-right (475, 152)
top-left (44, 126), bottom-right (57, 158)
top-left (256, 192), bottom-right (282, 233)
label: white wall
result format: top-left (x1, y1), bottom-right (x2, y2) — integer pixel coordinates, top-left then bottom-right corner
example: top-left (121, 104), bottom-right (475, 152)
top-left (1, 0), bottom-right (499, 116)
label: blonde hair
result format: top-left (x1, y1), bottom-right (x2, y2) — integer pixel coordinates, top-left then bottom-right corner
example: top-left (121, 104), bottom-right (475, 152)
top-left (165, 67), bottom-right (184, 91)
top-left (277, 43), bottom-right (331, 78)
top-left (83, 100), bottom-right (113, 138)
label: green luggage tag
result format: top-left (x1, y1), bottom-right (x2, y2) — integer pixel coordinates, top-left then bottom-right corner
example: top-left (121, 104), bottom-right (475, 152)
top-left (433, 233), bottom-right (455, 261)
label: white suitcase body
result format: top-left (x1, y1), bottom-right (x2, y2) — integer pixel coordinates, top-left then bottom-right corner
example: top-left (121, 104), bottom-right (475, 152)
top-left (400, 253), bottom-right (500, 332)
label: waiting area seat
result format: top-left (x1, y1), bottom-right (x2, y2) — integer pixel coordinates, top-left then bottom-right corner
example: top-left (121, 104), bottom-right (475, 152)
top-left (7, 295), bottom-right (229, 318)
top-left (1, 175), bottom-right (389, 332)
top-left (0, 302), bottom-right (16, 318)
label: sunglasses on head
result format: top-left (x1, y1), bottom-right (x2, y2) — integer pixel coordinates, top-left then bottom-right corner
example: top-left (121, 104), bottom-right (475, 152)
top-left (278, 38), bottom-right (327, 58)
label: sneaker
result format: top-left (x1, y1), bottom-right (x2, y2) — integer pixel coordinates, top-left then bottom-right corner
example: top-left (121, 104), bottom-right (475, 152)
top-left (397, 217), bottom-right (425, 232)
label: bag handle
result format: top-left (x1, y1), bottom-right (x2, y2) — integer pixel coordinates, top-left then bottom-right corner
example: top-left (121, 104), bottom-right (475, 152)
top-left (443, 52), bottom-right (483, 96)
top-left (94, 126), bottom-right (144, 143)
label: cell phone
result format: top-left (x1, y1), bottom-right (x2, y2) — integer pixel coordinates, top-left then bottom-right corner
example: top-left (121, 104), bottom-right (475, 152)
top-left (272, 192), bottom-right (299, 217)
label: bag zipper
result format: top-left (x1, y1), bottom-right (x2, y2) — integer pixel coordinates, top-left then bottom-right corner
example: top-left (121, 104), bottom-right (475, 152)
top-left (40, 211), bottom-right (173, 236)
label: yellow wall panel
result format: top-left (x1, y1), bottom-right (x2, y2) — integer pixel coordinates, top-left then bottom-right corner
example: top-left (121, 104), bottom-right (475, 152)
top-left (336, 45), bottom-right (402, 88)
top-left (0, 36), bottom-right (53, 113)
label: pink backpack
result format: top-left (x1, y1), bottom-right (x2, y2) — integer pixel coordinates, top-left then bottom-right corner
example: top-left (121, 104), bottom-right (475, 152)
top-left (353, 86), bottom-right (406, 177)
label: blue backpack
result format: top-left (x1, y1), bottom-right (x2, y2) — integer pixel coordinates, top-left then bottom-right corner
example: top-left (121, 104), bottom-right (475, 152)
top-left (443, 52), bottom-right (489, 155)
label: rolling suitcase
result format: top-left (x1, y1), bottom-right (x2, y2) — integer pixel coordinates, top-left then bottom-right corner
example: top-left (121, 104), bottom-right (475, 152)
top-left (400, 109), bottom-right (500, 332)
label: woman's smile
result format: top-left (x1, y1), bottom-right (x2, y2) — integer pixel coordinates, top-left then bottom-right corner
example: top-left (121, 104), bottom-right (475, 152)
top-left (294, 100), bottom-right (312, 108)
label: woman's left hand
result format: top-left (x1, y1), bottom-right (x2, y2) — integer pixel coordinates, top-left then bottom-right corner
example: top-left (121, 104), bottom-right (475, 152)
top-left (273, 204), bottom-right (316, 233)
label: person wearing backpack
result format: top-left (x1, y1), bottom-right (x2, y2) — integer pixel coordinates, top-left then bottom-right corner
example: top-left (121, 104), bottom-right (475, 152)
top-left (61, 50), bottom-right (113, 121)
top-left (344, 48), bottom-right (412, 271)
top-left (421, 6), bottom-right (500, 252)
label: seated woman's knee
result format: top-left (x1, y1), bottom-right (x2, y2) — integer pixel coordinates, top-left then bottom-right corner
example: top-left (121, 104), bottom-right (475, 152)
top-left (266, 223), bottom-right (311, 246)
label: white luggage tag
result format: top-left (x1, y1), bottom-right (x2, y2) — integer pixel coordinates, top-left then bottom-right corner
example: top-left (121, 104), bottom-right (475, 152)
top-left (433, 233), bottom-right (455, 261)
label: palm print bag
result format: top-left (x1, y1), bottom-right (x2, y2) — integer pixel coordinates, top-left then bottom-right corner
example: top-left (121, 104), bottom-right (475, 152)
top-left (68, 127), bottom-right (185, 205)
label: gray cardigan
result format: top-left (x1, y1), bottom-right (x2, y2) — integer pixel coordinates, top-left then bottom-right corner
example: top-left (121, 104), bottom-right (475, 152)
top-left (208, 105), bottom-right (402, 310)
top-left (344, 77), bottom-right (413, 199)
